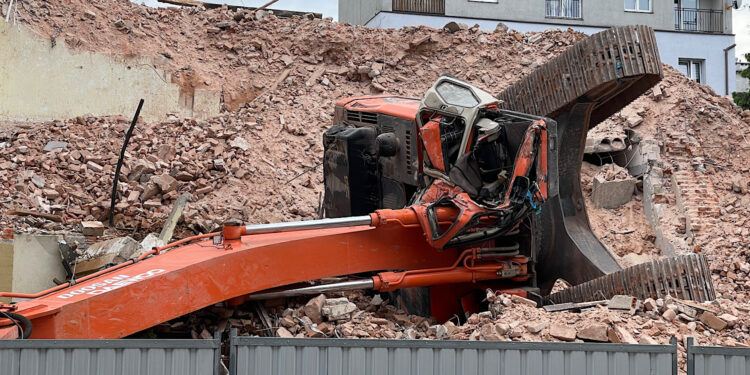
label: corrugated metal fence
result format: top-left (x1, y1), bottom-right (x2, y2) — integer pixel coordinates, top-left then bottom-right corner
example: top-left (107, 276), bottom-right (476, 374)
top-left (687, 336), bottom-right (750, 375)
top-left (8, 334), bottom-right (749, 374)
top-left (230, 334), bottom-right (678, 375)
top-left (0, 337), bottom-right (221, 375)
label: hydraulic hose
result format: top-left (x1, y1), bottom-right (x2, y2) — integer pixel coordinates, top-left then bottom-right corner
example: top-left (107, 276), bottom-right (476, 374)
top-left (0, 311), bottom-right (32, 339)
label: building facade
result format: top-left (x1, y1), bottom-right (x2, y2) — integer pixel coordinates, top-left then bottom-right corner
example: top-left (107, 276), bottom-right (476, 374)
top-left (340, 0), bottom-right (739, 95)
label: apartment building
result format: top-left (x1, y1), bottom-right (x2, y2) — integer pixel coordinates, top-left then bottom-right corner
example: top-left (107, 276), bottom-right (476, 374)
top-left (340, 0), bottom-right (739, 95)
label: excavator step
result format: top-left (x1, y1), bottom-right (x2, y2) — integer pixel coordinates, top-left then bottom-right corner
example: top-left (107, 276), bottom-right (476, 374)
top-left (546, 254), bottom-right (716, 304)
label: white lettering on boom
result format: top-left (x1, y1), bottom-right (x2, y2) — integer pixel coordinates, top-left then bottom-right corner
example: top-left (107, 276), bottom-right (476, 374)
top-left (57, 269), bottom-right (165, 299)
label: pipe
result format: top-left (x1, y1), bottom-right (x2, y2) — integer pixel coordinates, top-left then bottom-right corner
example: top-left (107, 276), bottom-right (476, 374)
top-left (250, 0), bottom-right (279, 15)
top-left (243, 215), bottom-right (372, 235)
top-left (109, 99), bottom-right (144, 226)
top-left (724, 43), bottom-right (737, 95)
top-left (247, 279), bottom-right (374, 300)
top-left (372, 268), bottom-right (504, 292)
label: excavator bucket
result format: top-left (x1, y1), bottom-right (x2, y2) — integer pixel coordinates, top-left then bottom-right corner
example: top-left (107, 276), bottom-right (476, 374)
top-left (497, 25), bottom-right (663, 293)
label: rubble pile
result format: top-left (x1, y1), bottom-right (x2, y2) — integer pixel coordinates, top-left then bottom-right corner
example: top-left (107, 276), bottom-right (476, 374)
top-left (0, 0), bottom-right (749, 352)
top-left (1, 0), bottom-right (586, 237)
top-left (598, 70), bottom-right (750, 306)
top-left (0, 112), bottom-right (322, 236)
top-left (160, 288), bottom-right (748, 370)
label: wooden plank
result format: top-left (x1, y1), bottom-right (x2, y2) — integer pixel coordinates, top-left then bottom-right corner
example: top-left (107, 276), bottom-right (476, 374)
top-left (158, 0), bottom-right (204, 6)
top-left (158, 194), bottom-right (189, 244)
top-left (7, 208), bottom-right (62, 222)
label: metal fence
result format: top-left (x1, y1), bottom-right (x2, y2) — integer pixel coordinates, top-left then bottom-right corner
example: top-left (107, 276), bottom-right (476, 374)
top-left (230, 334), bottom-right (678, 375)
top-left (674, 7), bottom-right (723, 33)
top-left (545, 0), bottom-right (582, 19)
top-left (687, 336), bottom-right (750, 375)
top-left (0, 337), bottom-right (222, 375)
top-left (392, 0), bottom-right (445, 15)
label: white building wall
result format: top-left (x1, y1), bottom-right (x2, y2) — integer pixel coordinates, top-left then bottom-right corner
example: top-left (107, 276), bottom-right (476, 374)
top-left (365, 12), bottom-right (736, 95)
top-left (738, 63), bottom-right (750, 93)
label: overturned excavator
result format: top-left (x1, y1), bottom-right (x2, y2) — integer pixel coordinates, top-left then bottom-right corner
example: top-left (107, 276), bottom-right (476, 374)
top-left (0, 26), bottom-right (714, 339)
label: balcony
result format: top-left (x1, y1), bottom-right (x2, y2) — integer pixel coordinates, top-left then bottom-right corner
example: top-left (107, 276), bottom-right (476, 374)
top-left (392, 0), bottom-right (445, 15)
top-left (674, 7), bottom-right (724, 33)
top-left (545, 0), bottom-right (582, 20)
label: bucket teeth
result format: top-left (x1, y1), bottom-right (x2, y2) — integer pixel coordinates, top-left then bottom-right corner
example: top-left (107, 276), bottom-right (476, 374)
top-left (547, 254), bottom-right (716, 304)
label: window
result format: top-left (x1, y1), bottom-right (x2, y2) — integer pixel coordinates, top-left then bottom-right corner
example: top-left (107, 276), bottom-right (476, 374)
top-left (546, 0), bottom-right (582, 19)
top-left (625, 0), bottom-right (651, 12)
top-left (678, 59), bottom-right (703, 83)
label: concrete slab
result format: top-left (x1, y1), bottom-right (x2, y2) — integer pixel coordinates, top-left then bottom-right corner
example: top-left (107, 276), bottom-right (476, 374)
top-left (11, 234), bottom-right (66, 302)
top-left (0, 239), bottom-right (13, 303)
top-left (592, 175), bottom-right (636, 209)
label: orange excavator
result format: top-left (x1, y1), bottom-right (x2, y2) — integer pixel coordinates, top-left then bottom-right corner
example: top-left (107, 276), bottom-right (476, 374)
top-left (0, 26), bottom-right (714, 340)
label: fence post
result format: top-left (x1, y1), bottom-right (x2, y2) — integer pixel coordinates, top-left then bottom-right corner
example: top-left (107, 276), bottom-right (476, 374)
top-left (214, 331), bottom-right (223, 375)
top-left (229, 328), bottom-right (238, 375)
top-left (670, 337), bottom-right (678, 375)
top-left (686, 336), bottom-right (695, 375)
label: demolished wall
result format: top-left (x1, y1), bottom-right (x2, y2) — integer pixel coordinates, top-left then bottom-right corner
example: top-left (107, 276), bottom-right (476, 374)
top-left (0, 19), bottom-right (220, 122)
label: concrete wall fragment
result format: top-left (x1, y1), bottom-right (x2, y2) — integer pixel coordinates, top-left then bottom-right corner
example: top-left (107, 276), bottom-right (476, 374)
top-left (10, 234), bottom-right (67, 302)
top-left (0, 20), bottom-right (220, 122)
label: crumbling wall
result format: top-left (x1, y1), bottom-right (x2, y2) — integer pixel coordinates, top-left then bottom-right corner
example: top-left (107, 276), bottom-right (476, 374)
top-left (0, 20), bottom-right (219, 122)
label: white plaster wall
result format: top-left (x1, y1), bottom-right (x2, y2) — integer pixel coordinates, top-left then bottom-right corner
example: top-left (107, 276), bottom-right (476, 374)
top-left (738, 64), bottom-right (750, 92)
top-left (365, 12), bottom-right (737, 94)
top-left (0, 20), bottom-right (220, 122)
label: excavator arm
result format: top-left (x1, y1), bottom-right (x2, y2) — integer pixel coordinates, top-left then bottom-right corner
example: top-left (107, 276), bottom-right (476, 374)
top-left (0, 208), bottom-right (532, 339)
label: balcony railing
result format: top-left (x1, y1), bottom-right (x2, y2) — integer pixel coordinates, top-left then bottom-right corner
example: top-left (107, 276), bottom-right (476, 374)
top-left (674, 7), bottom-right (723, 33)
top-left (545, 0), bottom-right (582, 19)
top-left (392, 0), bottom-right (445, 15)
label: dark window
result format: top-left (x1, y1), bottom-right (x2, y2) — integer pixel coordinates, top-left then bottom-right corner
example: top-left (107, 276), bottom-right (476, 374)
top-left (678, 59), bottom-right (703, 83)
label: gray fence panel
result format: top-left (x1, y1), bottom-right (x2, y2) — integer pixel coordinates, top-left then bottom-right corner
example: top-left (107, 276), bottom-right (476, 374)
top-left (0, 338), bottom-right (221, 375)
top-left (687, 336), bottom-right (750, 375)
top-left (230, 334), bottom-right (678, 375)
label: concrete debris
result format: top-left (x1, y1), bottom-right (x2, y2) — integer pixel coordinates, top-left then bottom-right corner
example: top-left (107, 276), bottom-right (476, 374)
top-left (510, 294), bottom-right (537, 307)
top-left (608, 295), bottom-right (639, 314)
top-left (638, 335), bottom-right (658, 345)
top-left (577, 324), bottom-right (609, 342)
top-left (699, 311), bottom-right (728, 331)
top-left (591, 164), bottom-right (636, 209)
top-left (443, 21), bottom-right (467, 33)
top-left (303, 294), bottom-right (326, 324)
top-left (81, 220), bottom-right (105, 237)
top-left (43, 141), bottom-right (66, 152)
top-left (321, 297), bottom-right (358, 321)
top-left (608, 326), bottom-right (638, 344)
top-left (525, 320), bottom-right (548, 334)
top-left (140, 233), bottom-right (166, 252)
top-left (73, 236), bottom-right (140, 275)
top-left (549, 324), bottom-right (577, 342)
